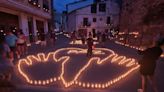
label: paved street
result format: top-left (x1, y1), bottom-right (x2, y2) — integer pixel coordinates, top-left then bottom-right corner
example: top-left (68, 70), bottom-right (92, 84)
top-left (12, 34), bottom-right (164, 92)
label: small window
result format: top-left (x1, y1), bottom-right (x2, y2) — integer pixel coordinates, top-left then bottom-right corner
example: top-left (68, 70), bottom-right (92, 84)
top-left (83, 18), bottom-right (88, 26)
top-left (99, 3), bottom-right (106, 12)
top-left (92, 29), bottom-right (96, 38)
top-left (100, 18), bottom-right (103, 21)
top-left (93, 18), bottom-right (97, 22)
top-left (43, 0), bottom-right (49, 11)
top-left (107, 16), bottom-right (111, 24)
top-left (91, 4), bottom-right (97, 13)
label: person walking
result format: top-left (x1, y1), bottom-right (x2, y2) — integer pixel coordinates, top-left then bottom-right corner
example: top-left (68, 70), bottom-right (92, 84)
top-left (5, 31), bottom-right (18, 62)
top-left (137, 38), bottom-right (164, 92)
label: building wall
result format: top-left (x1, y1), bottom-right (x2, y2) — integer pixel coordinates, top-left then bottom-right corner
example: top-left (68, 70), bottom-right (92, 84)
top-left (67, 12), bottom-right (77, 32)
top-left (0, 0), bottom-right (52, 42)
top-left (67, 0), bottom-right (120, 37)
top-left (119, 0), bottom-right (164, 47)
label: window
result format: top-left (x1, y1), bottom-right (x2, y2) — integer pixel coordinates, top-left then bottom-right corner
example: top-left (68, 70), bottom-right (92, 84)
top-left (100, 18), bottom-right (102, 21)
top-left (92, 29), bottom-right (96, 38)
top-left (99, 3), bottom-right (106, 12)
top-left (94, 0), bottom-right (101, 2)
top-left (93, 18), bottom-right (97, 22)
top-left (91, 4), bottom-right (97, 13)
top-left (107, 16), bottom-right (111, 24)
top-left (83, 18), bottom-right (88, 26)
top-left (43, 0), bottom-right (49, 11)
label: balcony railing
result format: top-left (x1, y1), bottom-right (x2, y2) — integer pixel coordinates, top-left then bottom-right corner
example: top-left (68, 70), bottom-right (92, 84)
top-left (79, 22), bottom-right (91, 28)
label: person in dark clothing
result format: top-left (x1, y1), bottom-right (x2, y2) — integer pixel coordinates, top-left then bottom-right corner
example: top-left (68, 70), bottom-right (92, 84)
top-left (97, 31), bottom-right (101, 42)
top-left (40, 33), bottom-right (46, 47)
top-left (137, 38), bottom-right (164, 92)
top-left (87, 37), bottom-right (93, 57)
top-left (101, 32), bottom-right (107, 47)
top-left (50, 31), bottom-right (56, 46)
top-left (71, 31), bottom-right (76, 44)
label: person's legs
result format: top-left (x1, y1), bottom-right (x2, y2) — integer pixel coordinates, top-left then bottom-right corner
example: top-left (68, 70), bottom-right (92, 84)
top-left (21, 44), bottom-right (25, 55)
top-left (9, 51), bottom-right (14, 62)
top-left (15, 47), bottom-right (20, 59)
top-left (147, 75), bottom-right (158, 92)
top-left (17, 45), bottom-right (21, 56)
top-left (141, 75), bottom-right (147, 92)
top-left (24, 43), bottom-right (28, 54)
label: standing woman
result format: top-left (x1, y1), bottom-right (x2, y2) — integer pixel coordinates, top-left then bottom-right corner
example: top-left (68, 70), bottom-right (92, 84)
top-left (17, 30), bottom-right (26, 57)
top-left (5, 31), bottom-right (18, 61)
top-left (138, 38), bottom-right (164, 92)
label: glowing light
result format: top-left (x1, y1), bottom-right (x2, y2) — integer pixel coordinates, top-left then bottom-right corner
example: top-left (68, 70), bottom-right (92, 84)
top-left (17, 48), bottom-right (139, 89)
top-left (115, 41), bottom-right (164, 58)
top-left (27, 43), bottom-right (31, 47)
top-left (35, 40), bottom-right (41, 44)
top-left (69, 40), bottom-right (99, 45)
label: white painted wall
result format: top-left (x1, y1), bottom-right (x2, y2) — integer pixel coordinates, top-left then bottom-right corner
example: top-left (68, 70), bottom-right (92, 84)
top-left (19, 13), bottom-right (29, 36)
top-left (67, 0), bottom-right (120, 34)
top-left (0, 0), bottom-right (51, 42)
top-left (67, 12), bottom-right (76, 32)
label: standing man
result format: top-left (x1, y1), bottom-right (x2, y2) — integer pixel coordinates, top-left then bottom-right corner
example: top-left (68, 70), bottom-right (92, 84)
top-left (5, 31), bottom-right (18, 61)
top-left (87, 33), bottom-right (93, 57)
top-left (138, 38), bottom-right (164, 92)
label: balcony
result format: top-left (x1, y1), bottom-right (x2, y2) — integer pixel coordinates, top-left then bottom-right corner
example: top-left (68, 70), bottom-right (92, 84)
top-left (0, 0), bottom-right (51, 19)
top-left (28, 0), bottom-right (41, 8)
top-left (78, 22), bottom-right (91, 28)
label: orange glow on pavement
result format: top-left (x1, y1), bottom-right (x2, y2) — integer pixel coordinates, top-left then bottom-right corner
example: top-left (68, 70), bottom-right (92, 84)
top-left (17, 48), bottom-right (139, 89)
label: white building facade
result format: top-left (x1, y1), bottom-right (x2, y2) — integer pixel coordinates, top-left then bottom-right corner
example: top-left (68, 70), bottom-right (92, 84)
top-left (0, 0), bottom-right (52, 42)
top-left (67, 0), bottom-right (120, 38)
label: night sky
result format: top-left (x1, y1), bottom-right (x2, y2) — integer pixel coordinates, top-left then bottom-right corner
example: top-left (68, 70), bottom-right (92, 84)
top-left (54, 0), bottom-right (80, 12)
top-left (54, 0), bottom-right (122, 12)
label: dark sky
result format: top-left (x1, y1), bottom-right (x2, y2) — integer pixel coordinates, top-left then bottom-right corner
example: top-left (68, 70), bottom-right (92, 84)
top-left (54, 0), bottom-right (80, 12)
top-left (54, 0), bottom-right (122, 12)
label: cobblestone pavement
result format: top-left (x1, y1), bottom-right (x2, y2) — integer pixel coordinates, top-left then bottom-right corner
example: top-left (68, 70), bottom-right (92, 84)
top-left (12, 34), bottom-right (164, 92)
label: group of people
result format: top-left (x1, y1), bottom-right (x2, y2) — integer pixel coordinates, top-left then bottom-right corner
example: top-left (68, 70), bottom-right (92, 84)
top-left (71, 31), bottom-right (109, 57)
top-left (71, 30), bottom-right (164, 92)
top-left (96, 31), bottom-right (108, 47)
top-left (0, 29), bottom-right (27, 88)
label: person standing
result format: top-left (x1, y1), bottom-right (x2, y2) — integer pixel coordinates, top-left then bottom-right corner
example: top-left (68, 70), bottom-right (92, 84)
top-left (50, 31), bottom-right (56, 46)
top-left (137, 38), bottom-right (164, 92)
top-left (0, 41), bottom-right (15, 91)
top-left (97, 31), bottom-right (101, 42)
top-left (40, 32), bottom-right (46, 48)
top-left (101, 32), bottom-right (107, 47)
top-left (5, 31), bottom-right (18, 62)
top-left (71, 31), bottom-right (77, 44)
top-left (17, 30), bottom-right (26, 57)
top-left (87, 36), bottom-right (93, 57)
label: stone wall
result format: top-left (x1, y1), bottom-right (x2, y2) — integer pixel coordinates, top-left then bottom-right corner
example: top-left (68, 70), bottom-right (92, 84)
top-left (119, 0), bottom-right (164, 47)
